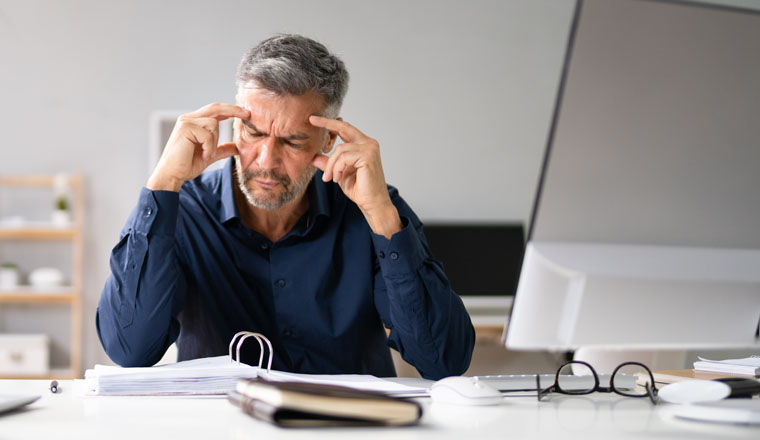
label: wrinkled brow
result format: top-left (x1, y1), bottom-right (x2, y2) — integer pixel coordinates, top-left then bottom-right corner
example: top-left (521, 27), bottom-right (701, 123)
top-left (241, 119), bottom-right (310, 141)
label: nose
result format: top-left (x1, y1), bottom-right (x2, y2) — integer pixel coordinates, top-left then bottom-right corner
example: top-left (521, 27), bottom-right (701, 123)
top-left (253, 136), bottom-right (282, 170)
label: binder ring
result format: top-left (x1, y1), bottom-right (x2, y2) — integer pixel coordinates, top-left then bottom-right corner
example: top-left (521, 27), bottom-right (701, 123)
top-left (228, 331), bottom-right (273, 373)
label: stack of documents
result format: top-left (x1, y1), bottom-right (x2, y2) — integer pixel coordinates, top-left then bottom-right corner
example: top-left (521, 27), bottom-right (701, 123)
top-left (84, 356), bottom-right (259, 395)
top-left (262, 370), bottom-right (428, 396)
top-left (83, 356), bottom-right (429, 396)
top-left (693, 356), bottom-right (760, 377)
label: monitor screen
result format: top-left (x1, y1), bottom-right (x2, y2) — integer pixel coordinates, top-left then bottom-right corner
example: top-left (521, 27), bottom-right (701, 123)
top-left (530, 0), bottom-right (760, 247)
top-left (423, 223), bottom-right (524, 297)
top-left (505, 0), bottom-right (760, 350)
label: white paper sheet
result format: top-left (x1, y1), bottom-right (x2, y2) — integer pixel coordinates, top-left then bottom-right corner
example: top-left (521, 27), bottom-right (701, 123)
top-left (83, 355), bottom-right (430, 396)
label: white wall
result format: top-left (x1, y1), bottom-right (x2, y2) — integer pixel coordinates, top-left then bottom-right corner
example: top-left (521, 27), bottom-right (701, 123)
top-left (1, 0), bottom-right (757, 373)
top-left (0, 0), bottom-right (575, 371)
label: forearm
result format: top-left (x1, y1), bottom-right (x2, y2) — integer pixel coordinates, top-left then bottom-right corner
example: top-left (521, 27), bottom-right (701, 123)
top-left (96, 189), bottom-right (186, 367)
top-left (373, 219), bottom-right (475, 380)
top-left (362, 203), bottom-right (403, 240)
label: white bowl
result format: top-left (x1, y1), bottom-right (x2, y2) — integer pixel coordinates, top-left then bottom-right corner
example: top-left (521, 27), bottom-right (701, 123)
top-left (28, 267), bottom-right (65, 288)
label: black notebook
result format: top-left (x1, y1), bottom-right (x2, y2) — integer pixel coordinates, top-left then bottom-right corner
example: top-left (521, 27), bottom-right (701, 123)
top-left (229, 378), bottom-right (423, 427)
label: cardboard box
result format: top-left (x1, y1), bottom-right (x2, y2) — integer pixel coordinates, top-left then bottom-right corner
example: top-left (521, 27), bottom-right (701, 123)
top-left (0, 334), bottom-right (50, 376)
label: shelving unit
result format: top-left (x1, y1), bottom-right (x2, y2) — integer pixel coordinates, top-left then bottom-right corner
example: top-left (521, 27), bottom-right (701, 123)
top-left (0, 174), bottom-right (83, 379)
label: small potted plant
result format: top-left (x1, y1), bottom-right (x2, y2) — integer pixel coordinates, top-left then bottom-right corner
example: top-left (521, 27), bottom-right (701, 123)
top-left (0, 262), bottom-right (20, 289)
top-left (51, 173), bottom-right (73, 227)
top-left (51, 195), bottom-right (72, 227)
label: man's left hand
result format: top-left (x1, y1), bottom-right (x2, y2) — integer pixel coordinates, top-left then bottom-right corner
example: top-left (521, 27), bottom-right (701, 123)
top-left (309, 115), bottom-right (403, 239)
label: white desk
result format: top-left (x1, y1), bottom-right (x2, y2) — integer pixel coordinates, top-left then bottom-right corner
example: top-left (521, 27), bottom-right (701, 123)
top-left (1, 380), bottom-right (758, 439)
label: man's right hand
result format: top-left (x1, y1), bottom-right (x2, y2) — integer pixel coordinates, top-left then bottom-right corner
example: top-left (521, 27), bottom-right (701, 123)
top-left (147, 103), bottom-right (250, 192)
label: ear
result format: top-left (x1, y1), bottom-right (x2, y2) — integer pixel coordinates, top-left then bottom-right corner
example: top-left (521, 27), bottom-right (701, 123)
top-left (323, 131), bottom-right (339, 154)
top-left (322, 117), bottom-right (342, 154)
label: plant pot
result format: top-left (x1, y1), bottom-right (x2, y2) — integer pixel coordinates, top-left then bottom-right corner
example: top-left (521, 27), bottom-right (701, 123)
top-left (51, 209), bottom-right (72, 227)
top-left (0, 267), bottom-right (20, 289)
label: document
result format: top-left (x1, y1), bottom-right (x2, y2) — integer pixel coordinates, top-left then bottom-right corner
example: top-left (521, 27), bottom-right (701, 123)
top-left (83, 356), bottom-right (429, 396)
top-left (84, 356), bottom-right (258, 395)
top-left (693, 356), bottom-right (760, 377)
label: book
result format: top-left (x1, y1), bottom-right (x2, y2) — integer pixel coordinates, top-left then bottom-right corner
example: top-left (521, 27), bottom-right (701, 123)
top-left (230, 378), bottom-right (423, 427)
top-left (693, 356), bottom-right (760, 377)
top-left (652, 369), bottom-right (738, 385)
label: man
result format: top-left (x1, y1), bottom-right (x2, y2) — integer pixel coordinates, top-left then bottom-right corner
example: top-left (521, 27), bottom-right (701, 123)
top-left (96, 34), bottom-right (474, 380)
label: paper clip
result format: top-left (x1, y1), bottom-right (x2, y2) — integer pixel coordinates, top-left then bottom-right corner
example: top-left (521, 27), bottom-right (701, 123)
top-left (228, 331), bottom-right (273, 374)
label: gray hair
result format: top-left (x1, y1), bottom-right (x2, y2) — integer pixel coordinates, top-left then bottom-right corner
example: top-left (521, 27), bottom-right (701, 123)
top-left (236, 34), bottom-right (349, 118)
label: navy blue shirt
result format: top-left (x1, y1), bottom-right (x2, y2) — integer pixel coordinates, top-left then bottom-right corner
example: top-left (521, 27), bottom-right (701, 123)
top-left (96, 159), bottom-right (474, 379)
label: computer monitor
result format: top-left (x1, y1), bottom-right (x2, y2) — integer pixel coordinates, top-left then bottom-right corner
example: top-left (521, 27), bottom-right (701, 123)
top-left (422, 223), bottom-right (523, 320)
top-left (504, 0), bottom-right (760, 350)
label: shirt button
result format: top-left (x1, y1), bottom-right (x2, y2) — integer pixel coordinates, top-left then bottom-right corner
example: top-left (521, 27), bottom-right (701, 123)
top-left (390, 252), bottom-right (399, 260)
top-left (277, 279), bottom-right (286, 288)
top-left (145, 207), bottom-right (153, 216)
top-left (260, 243), bottom-right (269, 250)
top-left (378, 251), bottom-right (385, 259)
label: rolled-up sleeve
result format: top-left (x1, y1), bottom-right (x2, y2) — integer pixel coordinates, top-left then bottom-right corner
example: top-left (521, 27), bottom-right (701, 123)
top-left (371, 189), bottom-right (475, 380)
top-left (96, 188), bottom-right (187, 367)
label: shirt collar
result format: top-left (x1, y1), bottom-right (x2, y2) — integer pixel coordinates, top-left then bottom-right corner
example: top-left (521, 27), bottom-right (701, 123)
top-left (220, 158), bottom-right (239, 224)
top-left (308, 170), bottom-right (331, 223)
top-left (220, 158), bottom-right (332, 226)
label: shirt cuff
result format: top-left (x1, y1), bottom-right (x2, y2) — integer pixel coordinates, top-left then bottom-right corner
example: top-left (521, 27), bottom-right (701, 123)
top-left (371, 216), bottom-right (427, 278)
top-left (132, 187), bottom-right (179, 236)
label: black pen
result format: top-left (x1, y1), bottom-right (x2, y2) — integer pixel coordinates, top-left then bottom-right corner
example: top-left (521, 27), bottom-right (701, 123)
top-left (50, 380), bottom-right (59, 394)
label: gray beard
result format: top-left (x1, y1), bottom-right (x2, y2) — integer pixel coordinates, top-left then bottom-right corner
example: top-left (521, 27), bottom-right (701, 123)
top-left (234, 156), bottom-right (316, 210)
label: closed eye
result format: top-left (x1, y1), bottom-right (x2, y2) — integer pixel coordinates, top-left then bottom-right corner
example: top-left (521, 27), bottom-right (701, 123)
top-left (243, 125), bottom-right (307, 148)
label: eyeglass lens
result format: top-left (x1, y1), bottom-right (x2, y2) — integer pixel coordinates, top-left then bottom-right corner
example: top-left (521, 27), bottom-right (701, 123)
top-left (556, 362), bottom-right (597, 394)
top-left (611, 362), bottom-right (653, 397)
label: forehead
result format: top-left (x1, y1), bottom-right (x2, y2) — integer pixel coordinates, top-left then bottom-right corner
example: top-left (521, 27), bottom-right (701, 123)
top-left (237, 86), bottom-right (325, 130)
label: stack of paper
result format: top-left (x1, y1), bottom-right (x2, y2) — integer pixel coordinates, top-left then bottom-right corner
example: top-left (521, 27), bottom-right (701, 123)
top-left (693, 356), bottom-right (760, 377)
top-left (261, 370), bottom-right (429, 396)
top-left (83, 355), bottom-right (430, 396)
top-left (84, 356), bottom-right (259, 395)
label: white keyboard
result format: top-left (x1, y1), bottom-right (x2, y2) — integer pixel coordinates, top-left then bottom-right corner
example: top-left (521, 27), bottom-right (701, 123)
top-left (473, 373), bottom-right (636, 392)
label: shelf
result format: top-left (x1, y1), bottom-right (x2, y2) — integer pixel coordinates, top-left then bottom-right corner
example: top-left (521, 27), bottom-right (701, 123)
top-left (0, 175), bottom-right (80, 187)
top-left (1, 173), bottom-right (84, 378)
top-left (0, 367), bottom-right (77, 380)
top-left (0, 226), bottom-right (77, 240)
top-left (0, 287), bottom-right (78, 303)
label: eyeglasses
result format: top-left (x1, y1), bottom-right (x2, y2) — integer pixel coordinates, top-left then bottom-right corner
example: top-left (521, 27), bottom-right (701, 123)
top-left (536, 360), bottom-right (659, 404)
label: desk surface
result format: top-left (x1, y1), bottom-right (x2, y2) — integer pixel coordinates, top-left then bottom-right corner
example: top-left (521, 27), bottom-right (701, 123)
top-left (1, 380), bottom-right (758, 439)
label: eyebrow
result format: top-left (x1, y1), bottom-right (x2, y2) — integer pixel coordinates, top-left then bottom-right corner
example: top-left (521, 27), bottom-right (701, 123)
top-left (242, 119), bottom-right (310, 141)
